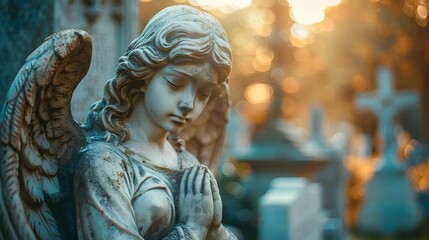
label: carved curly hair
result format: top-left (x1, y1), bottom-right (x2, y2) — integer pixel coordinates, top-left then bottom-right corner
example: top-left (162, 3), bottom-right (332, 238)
top-left (85, 5), bottom-right (232, 143)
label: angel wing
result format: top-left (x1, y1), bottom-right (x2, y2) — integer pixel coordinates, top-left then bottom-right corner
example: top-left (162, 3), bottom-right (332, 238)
top-left (0, 29), bottom-right (92, 240)
top-left (177, 82), bottom-right (231, 173)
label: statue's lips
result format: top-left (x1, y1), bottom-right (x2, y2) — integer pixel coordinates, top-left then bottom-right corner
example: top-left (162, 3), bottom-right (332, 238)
top-left (170, 115), bottom-right (188, 124)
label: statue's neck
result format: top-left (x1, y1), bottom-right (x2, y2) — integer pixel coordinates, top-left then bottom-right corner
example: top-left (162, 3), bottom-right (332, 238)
top-left (125, 95), bottom-right (169, 145)
top-left (123, 96), bottom-right (179, 169)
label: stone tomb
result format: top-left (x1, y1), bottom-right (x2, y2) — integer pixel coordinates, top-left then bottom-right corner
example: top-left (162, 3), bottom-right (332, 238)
top-left (356, 66), bottom-right (422, 234)
top-left (259, 177), bottom-right (323, 240)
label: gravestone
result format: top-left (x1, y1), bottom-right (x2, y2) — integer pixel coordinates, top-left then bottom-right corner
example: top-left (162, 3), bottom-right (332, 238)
top-left (0, 0), bottom-right (139, 123)
top-left (356, 66), bottom-right (422, 234)
top-left (303, 106), bottom-right (346, 240)
top-left (307, 106), bottom-right (327, 149)
top-left (259, 177), bottom-right (323, 240)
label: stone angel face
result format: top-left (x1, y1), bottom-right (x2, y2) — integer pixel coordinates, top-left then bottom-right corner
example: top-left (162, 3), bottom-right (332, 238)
top-left (137, 62), bottom-right (220, 134)
top-left (0, 5), bottom-right (236, 240)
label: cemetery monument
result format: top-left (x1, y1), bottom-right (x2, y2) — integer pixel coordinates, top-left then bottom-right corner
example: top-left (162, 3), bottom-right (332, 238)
top-left (356, 65), bottom-right (422, 234)
top-left (0, 5), bottom-right (236, 240)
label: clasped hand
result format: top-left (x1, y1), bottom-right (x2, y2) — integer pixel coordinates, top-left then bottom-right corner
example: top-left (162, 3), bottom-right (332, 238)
top-left (178, 165), bottom-right (226, 239)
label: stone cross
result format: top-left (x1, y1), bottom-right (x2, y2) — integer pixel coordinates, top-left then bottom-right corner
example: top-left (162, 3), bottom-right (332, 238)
top-left (309, 105), bottom-right (326, 148)
top-left (356, 66), bottom-right (418, 170)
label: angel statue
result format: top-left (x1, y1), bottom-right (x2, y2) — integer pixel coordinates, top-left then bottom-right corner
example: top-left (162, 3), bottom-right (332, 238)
top-left (0, 5), bottom-right (237, 240)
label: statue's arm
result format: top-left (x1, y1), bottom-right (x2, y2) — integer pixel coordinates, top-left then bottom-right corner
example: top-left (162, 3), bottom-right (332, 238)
top-left (73, 145), bottom-right (143, 240)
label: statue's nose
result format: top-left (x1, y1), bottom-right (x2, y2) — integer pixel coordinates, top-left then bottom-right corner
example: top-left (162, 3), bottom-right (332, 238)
top-left (179, 98), bottom-right (193, 116)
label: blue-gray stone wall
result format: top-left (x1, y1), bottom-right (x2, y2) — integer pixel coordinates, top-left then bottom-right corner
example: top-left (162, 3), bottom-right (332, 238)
top-left (0, 0), bottom-right (54, 107)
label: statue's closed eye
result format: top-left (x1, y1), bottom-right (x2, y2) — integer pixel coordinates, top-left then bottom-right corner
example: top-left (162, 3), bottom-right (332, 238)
top-left (164, 76), bottom-right (183, 89)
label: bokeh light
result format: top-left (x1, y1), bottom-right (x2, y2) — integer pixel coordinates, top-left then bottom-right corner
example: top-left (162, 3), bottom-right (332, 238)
top-left (417, 5), bottom-right (428, 19)
top-left (286, 0), bottom-right (343, 46)
top-left (244, 83), bottom-right (273, 104)
top-left (288, 0), bottom-right (326, 25)
top-left (290, 23), bottom-right (309, 40)
top-left (288, 0), bottom-right (342, 25)
top-left (281, 77), bottom-right (301, 94)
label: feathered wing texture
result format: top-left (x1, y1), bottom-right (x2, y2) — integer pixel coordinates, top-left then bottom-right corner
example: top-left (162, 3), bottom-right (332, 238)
top-left (0, 30), bottom-right (92, 240)
top-left (178, 83), bottom-right (231, 174)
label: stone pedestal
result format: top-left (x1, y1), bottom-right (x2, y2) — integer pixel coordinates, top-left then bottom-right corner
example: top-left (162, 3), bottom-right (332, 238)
top-left (357, 167), bottom-right (422, 234)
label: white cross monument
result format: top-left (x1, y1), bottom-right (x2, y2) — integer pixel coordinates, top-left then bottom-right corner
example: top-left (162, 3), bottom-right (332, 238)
top-left (356, 65), bottom-right (418, 170)
top-left (356, 65), bottom-right (422, 234)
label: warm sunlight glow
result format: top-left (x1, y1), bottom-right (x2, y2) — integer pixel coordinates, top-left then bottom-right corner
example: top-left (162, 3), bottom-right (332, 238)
top-left (288, 0), bottom-right (342, 25)
top-left (188, 0), bottom-right (252, 13)
top-left (243, 9), bottom-right (275, 37)
top-left (245, 83), bottom-right (273, 104)
top-left (288, 0), bottom-right (325, 25)
top-left (326, 0), bottom-right (342, 7)
top-left (281, 77), bottom-right (301, 94)
top-left (290, 23), bottom-right (309, 40)
top-left (409, 157), bottom-right (429, 191)
top-left (417, 5), bottom-right (428, 19)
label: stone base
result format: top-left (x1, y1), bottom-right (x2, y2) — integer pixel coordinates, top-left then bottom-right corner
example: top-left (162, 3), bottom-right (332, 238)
top-left (357, 168), bottom-right (422, 234)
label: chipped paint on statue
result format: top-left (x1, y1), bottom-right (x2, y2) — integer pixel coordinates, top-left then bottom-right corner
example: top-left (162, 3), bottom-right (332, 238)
top-left (0, 5), bottom-right (236, 240)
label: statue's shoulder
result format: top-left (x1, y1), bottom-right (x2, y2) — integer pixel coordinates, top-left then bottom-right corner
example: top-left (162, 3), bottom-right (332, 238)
top-left (80, 140), bottom-right (121, 155)
top-left (77, 141), bottom-right (128, 172)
